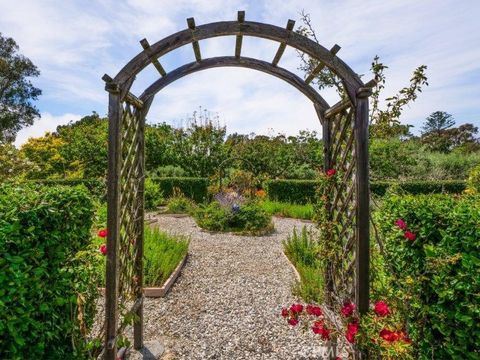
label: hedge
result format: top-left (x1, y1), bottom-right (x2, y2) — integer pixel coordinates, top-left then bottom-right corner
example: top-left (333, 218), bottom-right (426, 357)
top-left (374, 194), bottom-right (480, 359)
top-left (26, 178), bottom-right (106, 199)
top-left (0, 184), bottom-right (100, 359)
top-left (265, 179), bottom-right (466, 204)
top-left (153, 177), bottom-right (209, 203)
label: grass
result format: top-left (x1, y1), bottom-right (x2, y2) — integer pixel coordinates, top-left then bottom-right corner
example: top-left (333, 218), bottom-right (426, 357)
top-left (283, 226), bottom-right (324, 303)
top-left (260, 200), bottom-right (314, 220)
top-left (143, 226), bottom-right (189, 286)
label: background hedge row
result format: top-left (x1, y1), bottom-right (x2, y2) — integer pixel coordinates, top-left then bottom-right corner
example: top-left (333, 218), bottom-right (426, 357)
top-left (0, 184), bottom-right (100, 359)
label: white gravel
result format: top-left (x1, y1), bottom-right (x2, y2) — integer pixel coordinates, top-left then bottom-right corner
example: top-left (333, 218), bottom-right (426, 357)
top-left (140, 215), bottom-right (332, 360)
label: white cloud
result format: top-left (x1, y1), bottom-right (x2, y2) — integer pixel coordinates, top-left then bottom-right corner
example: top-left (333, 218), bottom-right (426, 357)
top-left (14, 112), bottom-right (82, 147)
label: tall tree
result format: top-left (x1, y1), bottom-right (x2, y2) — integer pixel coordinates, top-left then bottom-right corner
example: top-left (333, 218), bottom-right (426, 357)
top-left (421, 111), bottom-right (455, 135)
top-left (0, 33), bottom-right (41, 142)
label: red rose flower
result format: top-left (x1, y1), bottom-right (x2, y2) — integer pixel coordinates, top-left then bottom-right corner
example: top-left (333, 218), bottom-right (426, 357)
top-left (345, 321), bottom-right (359, 343)
top-left (288, 317), bottom-right (299, 326)
top-left (98, 229), bottom-right (108, 238)
top-left (290, 304), bottom-right (304, 314)
top-left (346, 331), bottom-right (355, 343)
top-left (281, 308), bottom-right (289, 318)
top-left (380, 328), bottom-right (399, 342)
top-left (404, 231), bottom-right (416, 241)
top-left (394, 219), bottom-right (407, 230)
top-left (341, 302), bottom-right (356, 317)
top-left (312, 322), bottom-right (331, 340)
top-left (306, 304), bottom-right (322, 316)
top-left (319, 327), bottom-right (331, 340)
top-left (374, 300), bottom-right (390, 317)
top-left (326, 169), bottom-right (336, 177)
top-left (99, 244), bottom-right (107, 255)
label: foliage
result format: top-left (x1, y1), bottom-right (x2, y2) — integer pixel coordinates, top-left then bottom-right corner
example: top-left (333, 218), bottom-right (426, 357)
top-left (0, 142), bottom-right (35, 180)
top-left (149, 165), bottom-right (186, 178)
top-left (371, 180), bottom-right (466, 196)
top-left (260, 200), bottom-right (314, 220)
top-left (143, 226), bottom-right (189, 286)
top-left (466, 164), bottom-right (480, 194)
top-left (422, 150), bottom-right (480, 179)
top-left (194, 200), bottom-right (272, 234)
top-left (422, 122), bottom-right (480, 153)
top-left (0, 184), bottom-right (100, 359)
top-left (283, 227), bottom-right (324, 303)
top-left (421, 111), bottom-right (455, 134)
top-left (373, 194), bottom-right (480, 359)
top-left (0, 33), bottom-right (41, 142)
top-left (152, 177), bottom-right (209, 203)
top-left (144, 177), bottom-right (163, 210)
top-left (165, 191), bottom-right (195, 214)
top-left (25, 178), bottom-right (106, 199)
top-left (265, 179), bottom-right (318, 204)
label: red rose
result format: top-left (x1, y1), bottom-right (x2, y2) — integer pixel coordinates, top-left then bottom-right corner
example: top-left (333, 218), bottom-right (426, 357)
top-left (380, 328), bottom-right (399, 342)
top-left (326, 169), bottom-right (336, 177)
top-left (374, 300), bottom-right (390, 317)
top-left (404, 231), bottom-right (416, 241)
top-left (288, 317), bottom-right (299, 326)
top-left (346, 331), bottom-right (355, 343)
top-left (347, 321), bottom-right (359, 335)
top-left (281, 308), bottom-right (289, 318)
top-left (306, 304), bottom-right (322, 316)
top-left (99, 244), bottom-right (107, 255)
top-left (394, 219), bottom-right (407, 230)
top-left (341, 302), bottom-right (356, 317)
top-left (98, 229), bottom-right (108, 238)
top-left (320, 327), bottom-right (331, 340)
top-left (290, 304), bottom-right (304, 314)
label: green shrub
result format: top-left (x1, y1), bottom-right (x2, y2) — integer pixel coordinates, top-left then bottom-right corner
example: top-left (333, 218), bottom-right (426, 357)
top-left (150, 165), bottom-right (187, 178)
top-left (144, 177), bottom-right (163, 210)
top-left (265, 179), bottom-right (317, 204)
top-left (374, 194), bottom-right (480, 359)
top-left (153, 177), bottom-right (209, 203)
top-left (371, 180), bottom-right (466, 196)
top-left (165, 194), bottom-right (195, 214)
top-left (466, 164), bottom-right (480, 194)
top-left (143, 226), bottom-right (189, 286)
top-left (260, 200), bottom-right (314, 220)
top-left (283, 227), bottom-right (324, 303)
top-left (194, 201), bottom-right (272, 234)
top-left (25, 178), bottom-right (106, 199)
top-left (0, 184), bottom-right (99, 359)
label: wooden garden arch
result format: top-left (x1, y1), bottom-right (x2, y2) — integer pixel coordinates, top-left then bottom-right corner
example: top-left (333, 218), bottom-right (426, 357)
top-left (102, 11), bottom-right (373, 358)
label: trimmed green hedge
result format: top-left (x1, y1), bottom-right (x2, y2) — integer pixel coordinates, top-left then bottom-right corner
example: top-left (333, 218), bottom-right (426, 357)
top-left (374, 194), bottom-right (480, 359)
top-left (153, 177), bottom-right (209, 203)
top-left (26, 178), bottom-right (106, 199)
top-left (0, 184), bottom-right (100, 359)
top-left (265, 179), bottom-right (466, 204)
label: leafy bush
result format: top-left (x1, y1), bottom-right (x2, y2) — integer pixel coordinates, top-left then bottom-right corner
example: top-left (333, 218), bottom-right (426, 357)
top-left (194, 201), bottom-right (272, 234)
top-left (374, 194), bottom-right (480, 359)
top-left (144, 177), bottom-right (163, 210)
top-left (143, 226), bottom-right (189, 286)
top-left (260, 200), bottom-right (314, 220)
top-left (265, 179), bottom-right (317, 204)
top-left (149, 165), bottom-right (187, 178)
top-left (153, 177), bottom-right (209, 203)
top-left (371, 180), bottom-right (466, 196)
top-left (466, 163), bottom-right (480, 194)
top-left (283, 227), bottom-right (324, 303)
top-left (26, 178), bottom-right (106, 199)
top-left (0, 184), bottom-right (99, 359)
top-left (165, 193), bottom-right (196, 214)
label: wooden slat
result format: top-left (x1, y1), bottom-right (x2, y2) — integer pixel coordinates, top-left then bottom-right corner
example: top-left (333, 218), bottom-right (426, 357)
top-left (235, 11), bottom-right (245, 58)
top-left (325, 97), bottom-right (350, 119)
top-left (103, 74), bottom-right (143, 109)
top-left (272, 19), bottom-right (295, 66)
top-left (187, 17), bottom-right (202, 62)
top-left (140, 38), bottom-right (167, 77)
top-left (305, 44), bottom-right (341, 84)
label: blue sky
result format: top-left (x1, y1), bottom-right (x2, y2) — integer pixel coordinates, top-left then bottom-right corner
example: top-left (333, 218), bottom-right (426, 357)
top-left (1, 0), bottom-right (479, 146)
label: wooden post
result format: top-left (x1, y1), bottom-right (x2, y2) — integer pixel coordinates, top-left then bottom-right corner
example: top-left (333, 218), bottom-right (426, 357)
top-left (104, 85), bottom-right (122, 360)
top-left (235, 11), bottom-right (245, 58)
top-left (354, 92), bottom-right (370, 314)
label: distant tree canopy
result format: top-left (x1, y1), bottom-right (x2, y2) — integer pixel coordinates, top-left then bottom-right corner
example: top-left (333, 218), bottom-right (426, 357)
top-left (0, 33), bottom-right (41, 143)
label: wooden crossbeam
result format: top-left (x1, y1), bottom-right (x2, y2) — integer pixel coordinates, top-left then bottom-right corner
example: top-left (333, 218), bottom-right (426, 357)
top-left (102, 74), bottom-right (144, 109)
top-left (187, 17), bottom-right (202, 62)
top-left (272, 19), bottom-right (295, 66)
top-left (305, 44), bottom-right (341, 84)
top-left (325, 97), bottom-right (351, 119)
top-left (140, 38), bottom-right (167, 77)
top-left (235, 11), bottom-right (245, 58)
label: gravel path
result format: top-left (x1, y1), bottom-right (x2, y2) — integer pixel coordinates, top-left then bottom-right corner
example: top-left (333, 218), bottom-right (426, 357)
top-left (141, 215), bottom-right (329, 360)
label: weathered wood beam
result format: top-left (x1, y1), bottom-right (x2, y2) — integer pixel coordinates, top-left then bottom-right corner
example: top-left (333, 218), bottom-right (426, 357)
top-left (305, 44), bottom-right (341, 84)
top-left (103, 74), bottom-right (144, 109)
top-left (140, 38), bottom-right (167, 77)
top-left (187, 17), bottom-right (202, 62)
top-left (272, 19), bottom-right (295, 66)
top-left (324, 97), bottom-right (351, 119)
top-left (235, 11), bottom-right (245, 58)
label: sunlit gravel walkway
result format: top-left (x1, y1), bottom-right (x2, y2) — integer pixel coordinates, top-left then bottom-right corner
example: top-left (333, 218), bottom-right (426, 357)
top-left (141, 215), bottom-right (327, 360)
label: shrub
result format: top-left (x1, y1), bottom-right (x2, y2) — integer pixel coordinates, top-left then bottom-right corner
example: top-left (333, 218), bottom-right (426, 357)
top-left (371, 180), bottom-right (466, 196)
top-left (144, 177), bottom-right (163, 210)
top-left (466, 164), bottom-right (480, 194)
top-left (260, 200), bottom-right (314, 220)
top-left (143, 226), bottom-right (189, 286)
top-left (194, 201), bottom-right (272, 234)
top-left (165, 192), bottom-right (195, 214)
top-left (26, 178), bottom-right (106, 199)
top-left (265, 179), bottom-right (317, 204)
top-left (150, 165), bottom-right (187, 178)
top-left (153, 177), bottom-right (209, 203)
top-left (374, 194), bottom-right (480, 359)
top-left (0, 184), bottom-right (99, 359)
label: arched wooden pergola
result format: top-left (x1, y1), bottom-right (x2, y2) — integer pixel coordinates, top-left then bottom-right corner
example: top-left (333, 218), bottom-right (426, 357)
top-left (102, 11), bottom-right (373, 358)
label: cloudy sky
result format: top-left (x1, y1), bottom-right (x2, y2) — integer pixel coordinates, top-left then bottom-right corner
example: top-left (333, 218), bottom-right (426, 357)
top-left (1, 0), bottom-right (479, 146)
